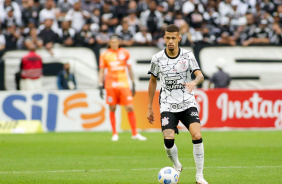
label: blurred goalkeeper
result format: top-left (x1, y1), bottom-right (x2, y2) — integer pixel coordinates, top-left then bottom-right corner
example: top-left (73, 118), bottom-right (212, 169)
top-left (98, 35), bottom-right (147, 141)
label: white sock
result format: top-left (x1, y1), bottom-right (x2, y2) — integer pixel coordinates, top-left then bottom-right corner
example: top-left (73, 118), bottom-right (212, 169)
top-left (165, 144), bottom-right (182, 170)
top-left (193, 142), bottom-right (204, 179)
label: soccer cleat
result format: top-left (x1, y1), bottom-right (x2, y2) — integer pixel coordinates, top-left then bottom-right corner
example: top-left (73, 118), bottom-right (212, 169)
top-left (174, 165), bottom-right (183, 176)
top-left (196, 177), bottom-right (208, 184)
top-left (131, 133), bottom-right (147, 141)
top-left (111, 134), bottom-right (119, 141)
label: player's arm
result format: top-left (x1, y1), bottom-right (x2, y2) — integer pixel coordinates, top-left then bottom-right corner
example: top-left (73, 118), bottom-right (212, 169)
top-left (127, 65), bottom-right (136, 96)
top-left (147, 75), bottom-right (157, 124)
top-left (184, 70), bottom-right (204, 93)
top-left (98, 68), bottom-right (105, 99)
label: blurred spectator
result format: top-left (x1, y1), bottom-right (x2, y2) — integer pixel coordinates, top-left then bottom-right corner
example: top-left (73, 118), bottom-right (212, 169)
top-left (173, 10), bottom-right (187, 28)
top-left (116, 18), bottom-right (134, 47)
top-left (133, 25), bottom-right (152, 46)
top-left (166, 0), bottom-right (181, 12)
top-left (22, 0), bottom-right (40, 27)
top-left (277, 5), bottom-right (282, 26)
top-left (242, 19), bottom-right (271, 46)
top-left (126, 9), bottom-right (139, 33)
top-left (232, 0), bottom-right (252, 16)
top-left (115, 0), bottom-right (128, 21)
top-left (1, 6), bottom-right (22, 29)
top-left (57, 0), bottom-right (72, 21)
top-left (74, 23), bottom-right (99, 66)
top-left (190, 26), bottom-right (204, 44)
top-left (96, 24), bottom-right (111, 46)
top-left (128, 0), bottom-right (137, 12)
top-left (208, 58), bottom-right (231, 89)
top-left (272, 12), bottom-right (281, 27)
top-left (136, 0), bottom-right (148, 15)
top-left (260, 0), bottom-right (275, 14)
top-left (202, 26), bottom-right (216, 44)
top-left (90, 0), bottom-right (103, 11)
top-left (140, 0), bottom-right (163, 36)
top-left (57, 20), bottom-right (75, 47)
top-left (39, 0), bottom-right (59, 32)
top-left (0, 0), bottom-right (22, 24)
top-left (218, 0), bottom-right (234, 17)
top-left (179, 23), bottom-right (193, 46)
top-left (153, 24), bottom-right (166, 50)
top-left (203, 0), bottom-right (220, 26)
top-left (24, 27), bottom-right (43, 49)
top-left (38, 18), bottom-right (59, 55)
top-left (116, 17), bottom-right (136, 34)
top-left (270, 23), bottom-right (282, 45)
top-left (187, 4), bottom-right (204, 29)
top-left (57, 63), bottom-right (76, 90)
top-left (163, 11), bottom-right (174, 25)
top-left (4, 23), bottom-right (21, 50)
top-left (101, 2), bottom-right (118, 33)
top-left (74, 23), bottom-right (95, 47)
top-left (182, 0), bottom-right (196, 16)
top-left (81, 0), bottom-right (96, 13)
top-left (20, 43), bottom-right (43, 90)
top-left (216, 17), bottom-right (236, 46)
top-left (22, 18), bottom-right (37, 37)
top-left (182, 0), bottom-right (204, 17)
top-left (90, 8), bottom-right (101, 25)
top-left (0, 32), bottom-right (5, 57)
top-left (65, 0), bottom-right (91, 33)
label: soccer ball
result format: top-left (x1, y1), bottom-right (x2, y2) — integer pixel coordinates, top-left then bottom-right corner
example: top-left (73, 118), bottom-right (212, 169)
top-left (158, 167), bottom-right (179, 184)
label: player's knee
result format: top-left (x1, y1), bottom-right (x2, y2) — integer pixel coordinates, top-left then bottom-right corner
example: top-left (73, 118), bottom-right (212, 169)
top-left (164, 139), bottom-right (175, 149)
top-left (125, 105), bottom-right (134, 112)
top-left (109, 105), bottom-right (116, 112)
top-left (192, 132), bottom-right (202, 141)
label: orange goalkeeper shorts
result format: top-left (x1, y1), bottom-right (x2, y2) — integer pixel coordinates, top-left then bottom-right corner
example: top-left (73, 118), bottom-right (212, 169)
top-left (106, 88), bottom-right (133, 105)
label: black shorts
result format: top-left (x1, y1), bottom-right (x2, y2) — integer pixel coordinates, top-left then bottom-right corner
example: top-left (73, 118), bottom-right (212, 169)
top-left (160, 107), bottom-right (200, 134)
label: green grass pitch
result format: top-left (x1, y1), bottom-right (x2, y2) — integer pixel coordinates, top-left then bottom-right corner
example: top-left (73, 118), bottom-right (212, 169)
top-left (0, 131), bottom-right (281, 184)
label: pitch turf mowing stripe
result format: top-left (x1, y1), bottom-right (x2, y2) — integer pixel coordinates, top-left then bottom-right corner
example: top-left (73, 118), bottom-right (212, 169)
top-left (0, 166), bottom-right (281, 174)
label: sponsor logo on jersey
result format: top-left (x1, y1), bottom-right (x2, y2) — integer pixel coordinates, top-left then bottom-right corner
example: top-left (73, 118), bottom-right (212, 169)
top-left (190, 111), bottom-right (199, 117)
top-left (161, 117), bottom-right (169, 126)
top-left (164, 76), bottom-right (184, 91)
top-left (171, 102), bottom-right (191, 110)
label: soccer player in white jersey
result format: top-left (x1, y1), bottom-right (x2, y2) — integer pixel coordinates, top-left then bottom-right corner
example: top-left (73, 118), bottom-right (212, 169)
top-left (147, 24), bottom-right (208, 184)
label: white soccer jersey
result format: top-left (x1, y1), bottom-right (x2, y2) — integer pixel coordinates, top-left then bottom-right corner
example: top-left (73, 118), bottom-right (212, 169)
top-left (148, 48), bottom-right (200, 113)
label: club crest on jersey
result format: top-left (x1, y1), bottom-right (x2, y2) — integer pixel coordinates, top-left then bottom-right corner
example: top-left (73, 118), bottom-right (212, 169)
top-left (162, 117), bottom-right (169, 126)
top-left (118, 53), bottom-right (125, 60)
top-left (179, 61), bottom-right (187, 70)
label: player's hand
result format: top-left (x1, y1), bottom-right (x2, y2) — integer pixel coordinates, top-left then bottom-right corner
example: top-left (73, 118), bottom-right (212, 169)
top-left (99, 85), bottom-right (104, 99)
top-left (131, 83), bottom-right (136, 96)
top-left (147, 108), bottom-right (155, 124)
top-left (183, 81), bottom-right (196, 93)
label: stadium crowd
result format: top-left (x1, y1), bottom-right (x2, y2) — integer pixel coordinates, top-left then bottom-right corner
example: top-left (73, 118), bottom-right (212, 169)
top-left (0, 0), bottom-right (282, 58)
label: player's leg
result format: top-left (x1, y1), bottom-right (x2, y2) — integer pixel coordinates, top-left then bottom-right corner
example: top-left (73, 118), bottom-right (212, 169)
top-left (180, 108), bottom-right (208, 184)
top-left (121, 88), bottom-right (146, 140)
top-left (109, 105), bottom-right (119, 141)
top-left (161, 112), bottom-right (182, 174)
top-left (124, 104), bottom-right (137, 136)
top-left (106, 88), bottom-right (118, 141)
top-left (124, 104), bottom-right (147, 140)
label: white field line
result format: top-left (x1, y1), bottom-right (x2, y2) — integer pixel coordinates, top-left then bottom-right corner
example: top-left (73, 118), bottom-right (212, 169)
top-left (0, 166), bottom-right (281, 174)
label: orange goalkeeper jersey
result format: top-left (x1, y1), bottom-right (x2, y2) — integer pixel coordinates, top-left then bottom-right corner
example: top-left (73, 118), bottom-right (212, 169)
top-left (99, 48), bottom-right (131, 89)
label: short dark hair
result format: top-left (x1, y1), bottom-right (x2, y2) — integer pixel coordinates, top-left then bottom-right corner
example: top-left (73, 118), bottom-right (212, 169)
top-left (165, 24), bottom-right (179, 33)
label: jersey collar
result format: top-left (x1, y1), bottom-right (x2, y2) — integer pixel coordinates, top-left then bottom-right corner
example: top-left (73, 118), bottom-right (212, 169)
top-left (165, 48), bottom-right (180, 59)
